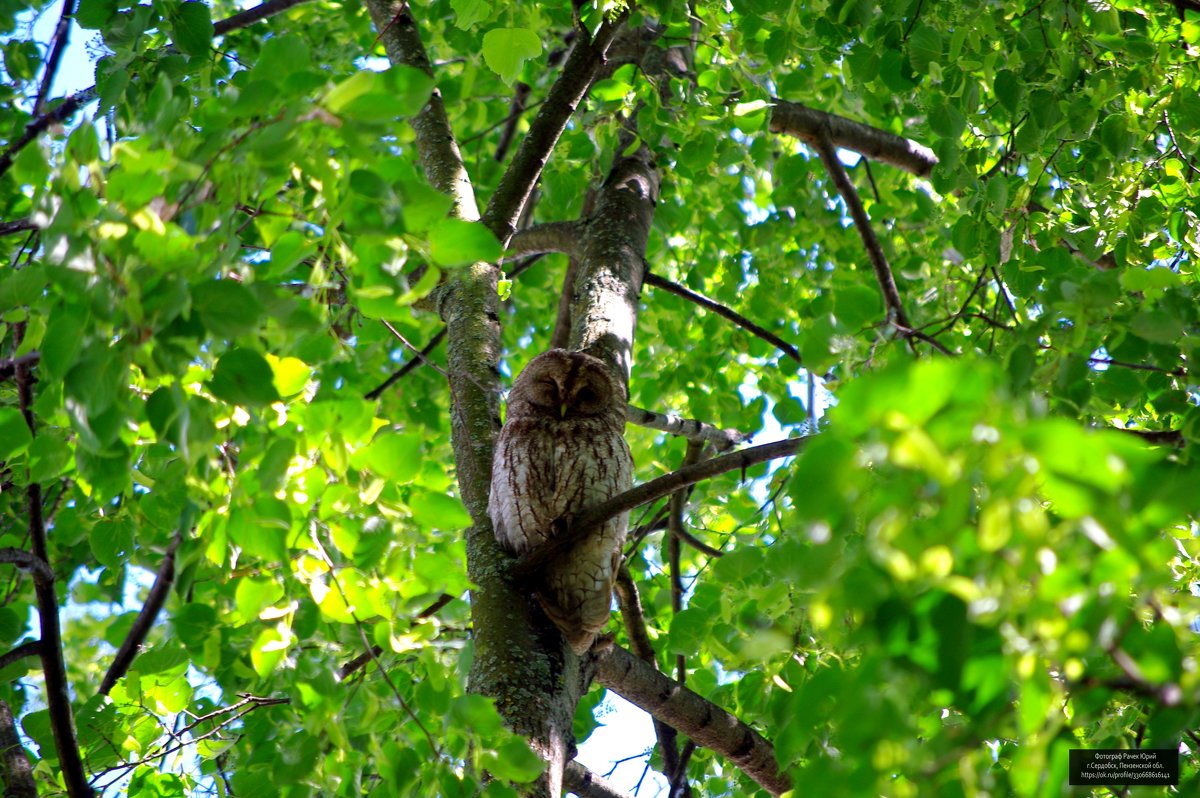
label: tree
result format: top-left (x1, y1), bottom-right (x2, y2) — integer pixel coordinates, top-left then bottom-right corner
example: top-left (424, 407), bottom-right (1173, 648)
top-left (1, 0), bottom-right (1198, 795)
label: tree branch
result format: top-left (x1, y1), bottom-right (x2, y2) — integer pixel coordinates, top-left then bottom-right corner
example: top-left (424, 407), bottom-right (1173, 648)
top-left (482, 15), bottom-right (631, 244)
top-left (337, 593), bottom-right (456, 681)
top-left (564, 761), bottom-right (638, 798)
top-left (32, 0), bottom-right (77, 116)
top-left (592, 645), bottom-right (790, 796)
top-left (14, 356), bottom-right (92, 797)
top-left (0, 219), bottom-right (38, 238)
top-left (613, 569), bottom-right (683, 789)
top-left (770, 99), bottom-right (939, 177)
top-left (364, 328), bottom-right (447, 400)
top-left (0, 698), bottom-right (37, 798)
top-left (212, 0), bottom-right (314, 36)
top-left (506, 221), bottom-right (584, 260)
top-left (810, 129), bottom-right (913, 330)
top-left (0, 640), bottom-right (42, 672)
top-left (99, 530), bottom-right (184, 695)
top-left (0, 87), bottom-right (95, 179)
top-left (643, 271), bottom-right (803, 366)
top-left (0, 549), bottom-right (52, 585)
top-left (667, 441), bottom-right (703, 686)
top-left (366, 2), bottom-right (479, 220)
top-left (624, 405), bottom-right (750, 452)
top-left (516, 437), bottom-right (809, 580)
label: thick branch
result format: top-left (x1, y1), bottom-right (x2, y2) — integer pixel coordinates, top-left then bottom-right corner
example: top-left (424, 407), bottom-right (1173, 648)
top-left (506, 221), bottom-right (583, 260)
top-left (482, 16), bottom-right (630, 244)
top-left (624, 405), bottom-right (749, 452)
top-left (365, 2), bottom-right (479, 219)
top-left (770, 99), bottom-right (938, 177)
top-left (516, 437), bottom-right (809, 580)
top-left (0, 698), bottom-right (36, 798)
top-left (568, 141), bottom-right (660, 382)
top-left (593, 645), bottom-right (790, 796)
top-left (811, 130), bottom-right (912, 330)
top-left (643, 272), bottom-right (803, 367)
top-left (564, 761), bottom-right (637, 798)
top-left (99, 531), bottom-right (183, 695)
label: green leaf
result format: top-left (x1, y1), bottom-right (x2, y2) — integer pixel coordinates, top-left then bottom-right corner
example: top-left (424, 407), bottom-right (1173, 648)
top-left (193, 280), bottom-right (263, 339)
top-left (90, 518), bottom-right (135, 570)
top-left (324, 67), bottom-right (434, 120)
top-left (994, 69), bottom-right (1022, 115)
top-left (481, 738), bottom-right (545, 783)
top-left (429, 219), bottom-right (503, 267)
top-left (209, 349), bottom-right (281, 407)
top-left (481, 28), bottom-right (542, 85)
top-left (0, 409), bottom-right (32, 461)
top-left (76, 0), bottom-right (118, 29)
top-left (907, 26), bottom-right (942, 73)
top-left (351, 431), bottom-right (422, 483)
top-left (253, 34), bottom-right (311, 83)
top-left (409, 490), bottom-right (472, 530)
top-left (167, 1), bottom-right (213, 56)
top-left (452, 0), bottom-right (492, 28)
top-left (28, 434), bottom-right (70, 482)
top-left (173, 603), bottom-right (218, 649)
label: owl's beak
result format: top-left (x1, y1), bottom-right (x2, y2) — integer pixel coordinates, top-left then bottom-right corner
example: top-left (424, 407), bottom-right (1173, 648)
top-left (559, 402), bottom-right (568, 418)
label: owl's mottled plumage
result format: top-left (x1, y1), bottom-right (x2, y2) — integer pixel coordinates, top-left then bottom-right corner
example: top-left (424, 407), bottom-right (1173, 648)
top-left (489, 349), bottom-right (633, 654)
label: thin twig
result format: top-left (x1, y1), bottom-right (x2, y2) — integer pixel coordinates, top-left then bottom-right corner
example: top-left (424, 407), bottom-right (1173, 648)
top-left (338, 593), bottom-right (456, 680)
top-left (613, 568), bottom-right (685, 785)
top-left (364, 328), bottom-right (447, 400)
top-left (644, 272), bottom-right (802, 366)
top-left (564, 761), bottom-right (639, 798)
top-left (668, 442), bottom-right (704, 686)
top-left (379, 320), bottom-right (452, 380)
top-left (312, 534), bottom-right (440, 755)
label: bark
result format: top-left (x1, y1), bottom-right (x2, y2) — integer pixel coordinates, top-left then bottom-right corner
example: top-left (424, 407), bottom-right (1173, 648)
top-left (594, 645), bottom-right (790, 796)
top-left (567, 143), bottom-right (660, 382)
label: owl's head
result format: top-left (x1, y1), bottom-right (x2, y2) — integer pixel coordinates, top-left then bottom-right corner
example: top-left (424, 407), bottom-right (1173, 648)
top-left (506, 349), bottom-right (625, 421)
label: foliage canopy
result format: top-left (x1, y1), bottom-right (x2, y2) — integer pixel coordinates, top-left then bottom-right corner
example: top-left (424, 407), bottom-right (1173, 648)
top-left (1, 0), bottom-right (1199, 796)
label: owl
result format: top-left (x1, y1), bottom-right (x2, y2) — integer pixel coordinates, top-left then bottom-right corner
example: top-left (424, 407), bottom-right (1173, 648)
top-left (489, 349), bottom-right (634, 654)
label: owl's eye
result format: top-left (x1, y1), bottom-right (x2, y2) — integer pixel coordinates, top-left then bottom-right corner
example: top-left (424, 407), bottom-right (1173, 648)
top-left (575, 386), bottom-right (598, 404)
